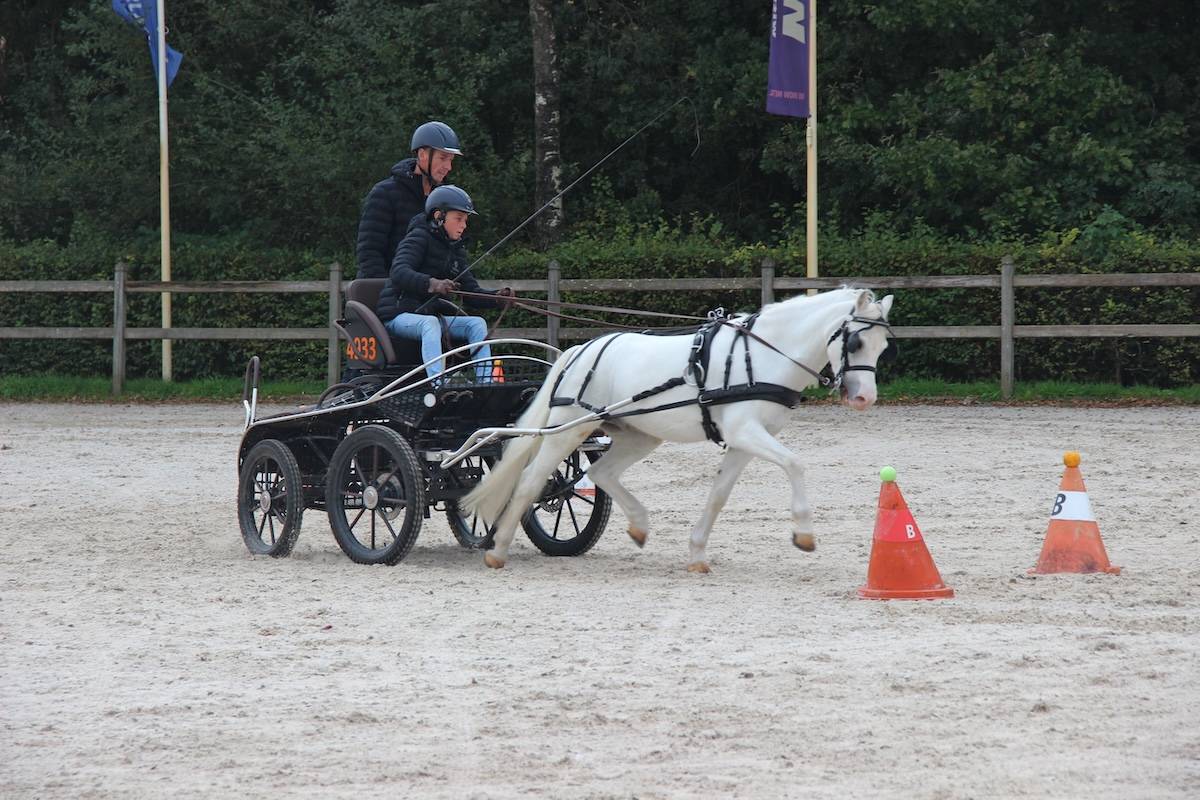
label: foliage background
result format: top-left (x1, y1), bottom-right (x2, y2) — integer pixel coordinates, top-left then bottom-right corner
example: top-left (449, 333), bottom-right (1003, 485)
top-left (1, 1), bottom-right (1197, 383)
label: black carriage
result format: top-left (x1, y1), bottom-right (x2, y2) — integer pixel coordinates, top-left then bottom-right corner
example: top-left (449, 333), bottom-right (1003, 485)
top-left (235, 279), bottom-right (612, 565)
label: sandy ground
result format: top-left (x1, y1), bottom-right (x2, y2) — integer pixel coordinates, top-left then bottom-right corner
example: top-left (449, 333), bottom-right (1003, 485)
top-left (1, 400), bottom-right (1198, 799)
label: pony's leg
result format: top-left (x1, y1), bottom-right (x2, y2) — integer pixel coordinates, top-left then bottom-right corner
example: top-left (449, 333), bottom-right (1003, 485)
top-left (723, 423), bottom-right (817, 552)
top-left (484, 428), bottom-right (592, 569)
top-left (585, 428), bottom-right (662, 548)
top-left (686, 448), bottom-right (753, 573)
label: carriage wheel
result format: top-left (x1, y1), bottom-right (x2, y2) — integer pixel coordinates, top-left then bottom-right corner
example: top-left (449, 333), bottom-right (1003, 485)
top-left (325, 425), bottom-right (425, 565)
top-left (237, 439), bottom-right (304, 557)
top-left (522, 449), bottom-right (612, 557)
top-left (444, 455), bottom-right (498, 549)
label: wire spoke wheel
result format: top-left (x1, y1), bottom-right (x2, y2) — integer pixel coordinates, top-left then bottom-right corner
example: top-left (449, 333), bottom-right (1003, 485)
top-left (522, 449), bottom-right (611, 557)
top-left (237, 439), bottom-right (303, 557)
top-left (326, 425), bottom-right (424, 565)
top-left (445, 455), bottom-right (498, 549)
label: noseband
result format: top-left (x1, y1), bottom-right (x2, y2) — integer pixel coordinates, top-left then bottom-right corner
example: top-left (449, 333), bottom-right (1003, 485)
top-left (827, 315), bottom-right (894, 389)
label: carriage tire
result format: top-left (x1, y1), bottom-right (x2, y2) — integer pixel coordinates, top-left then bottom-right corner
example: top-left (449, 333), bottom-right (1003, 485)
top-left (445, 457), bottom-right (497, 549)
top-left (238, 439), bottom-right (304, 558)
top-left (325, 425), bottom-right (425, 565)
top-left (445, 502), bottom-right (495, 549)
top-left (522, 449), bottom-right (612, 557)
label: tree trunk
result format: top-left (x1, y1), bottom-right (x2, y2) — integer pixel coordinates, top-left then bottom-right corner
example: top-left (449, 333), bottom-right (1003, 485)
top-left (529, 0), bottom-right (563, 247)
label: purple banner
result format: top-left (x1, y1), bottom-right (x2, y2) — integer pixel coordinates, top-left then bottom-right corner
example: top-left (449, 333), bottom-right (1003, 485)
top-left (766, 0), bottom-right (810, 118)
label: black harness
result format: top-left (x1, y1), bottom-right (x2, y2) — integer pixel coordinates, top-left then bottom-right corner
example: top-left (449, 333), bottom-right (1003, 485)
top-left (549, 312), bottom-right (840, 446)
top-left (548, 312), bottom-right (894, 446)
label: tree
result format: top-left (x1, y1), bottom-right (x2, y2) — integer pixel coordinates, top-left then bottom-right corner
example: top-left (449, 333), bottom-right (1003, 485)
top-left (530, 0), bottom-right (563, 246)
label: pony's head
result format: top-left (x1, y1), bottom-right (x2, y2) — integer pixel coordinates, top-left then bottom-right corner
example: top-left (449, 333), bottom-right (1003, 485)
top-left (825, 290), bottom-right (895, 411)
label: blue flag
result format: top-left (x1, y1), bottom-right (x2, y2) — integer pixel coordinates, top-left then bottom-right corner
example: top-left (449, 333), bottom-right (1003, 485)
top-left (766, 0), bottom-right (810, 118)
top-left (112, 0), bottom-right (183, 90)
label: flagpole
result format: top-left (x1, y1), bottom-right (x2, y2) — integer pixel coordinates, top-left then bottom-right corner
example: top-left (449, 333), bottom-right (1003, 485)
top-left (805, 0), bottom-right (817, 293)
top-left (156, 0), bottom-right (173, 381)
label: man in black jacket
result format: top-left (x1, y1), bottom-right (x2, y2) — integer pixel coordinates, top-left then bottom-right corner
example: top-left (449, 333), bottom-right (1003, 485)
top-left (378, 186), bottom-right (514, 381)
top-left (355, 121), bottom-right (463, 279)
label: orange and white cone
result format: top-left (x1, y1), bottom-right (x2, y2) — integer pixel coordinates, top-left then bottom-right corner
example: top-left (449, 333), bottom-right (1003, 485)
top-left (857, 467), bottom-right (954, 600)
top-left (1029, 452), bottom-right (1120, 575)
top-left (576, 470), bottom-right (596, 498)
top-left (491, 359), bottom-right (505, 383)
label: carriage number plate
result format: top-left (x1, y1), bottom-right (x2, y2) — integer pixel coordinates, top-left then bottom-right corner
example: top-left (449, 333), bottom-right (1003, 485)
top-left (346, 336), bottom-right (378, 362)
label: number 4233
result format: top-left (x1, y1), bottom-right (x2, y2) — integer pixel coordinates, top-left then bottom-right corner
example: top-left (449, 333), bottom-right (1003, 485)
top-left (345, 336), bottom-right (377, 361)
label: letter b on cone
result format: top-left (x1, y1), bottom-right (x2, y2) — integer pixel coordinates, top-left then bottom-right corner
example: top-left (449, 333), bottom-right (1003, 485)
top-left (858, 468), bottom-right (954, 600)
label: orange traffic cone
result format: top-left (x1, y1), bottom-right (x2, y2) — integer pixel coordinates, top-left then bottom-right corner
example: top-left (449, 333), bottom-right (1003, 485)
top-left (858, 466), bottom-right (954, 600)
top-left (576, 470), bottom-right (596, 498)
top-left (1029, 452), bottom-right (1120, 575)
top-left (491, 359), bottom-right (505, 383)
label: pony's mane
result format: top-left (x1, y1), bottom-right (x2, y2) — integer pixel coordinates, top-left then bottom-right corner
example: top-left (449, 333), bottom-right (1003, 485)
top-left (761, 285), bottom-right (874, 316)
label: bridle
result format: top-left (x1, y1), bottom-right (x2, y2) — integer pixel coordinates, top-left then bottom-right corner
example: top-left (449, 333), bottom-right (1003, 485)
top-left (827, 315), bottom-right (895, 389)
top-left (708, 311), bottom-right (893, 391)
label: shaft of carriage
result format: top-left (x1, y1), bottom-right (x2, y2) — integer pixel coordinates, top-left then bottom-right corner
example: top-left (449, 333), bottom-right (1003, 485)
top-left (440, 393), bottom-right (645, 468)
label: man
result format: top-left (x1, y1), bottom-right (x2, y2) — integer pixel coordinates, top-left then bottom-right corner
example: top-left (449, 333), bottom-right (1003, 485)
top-left (355, 121), bottom-right (463, 279)
top-left (376, 185), bottom-right (514, 381)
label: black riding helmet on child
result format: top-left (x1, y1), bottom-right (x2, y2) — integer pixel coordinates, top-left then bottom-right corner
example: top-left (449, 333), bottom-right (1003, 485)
top-left (425, 185), bottom-right (477, 222)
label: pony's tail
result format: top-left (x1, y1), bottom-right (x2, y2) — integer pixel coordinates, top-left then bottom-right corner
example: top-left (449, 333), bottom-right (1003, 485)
top-left (462, 350), bottom-right (574, 523)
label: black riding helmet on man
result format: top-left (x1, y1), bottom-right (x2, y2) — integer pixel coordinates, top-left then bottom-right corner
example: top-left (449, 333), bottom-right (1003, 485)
top-left (354, 121), bottom-right (465, 280)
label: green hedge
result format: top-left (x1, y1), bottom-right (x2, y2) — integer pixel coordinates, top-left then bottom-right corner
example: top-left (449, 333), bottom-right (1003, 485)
top-left (1, 221), bottom-right (1197, 385)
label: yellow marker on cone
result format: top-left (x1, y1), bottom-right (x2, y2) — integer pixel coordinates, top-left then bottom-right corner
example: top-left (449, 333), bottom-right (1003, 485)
top-left (1029, 452), bottom-right (1120, 575)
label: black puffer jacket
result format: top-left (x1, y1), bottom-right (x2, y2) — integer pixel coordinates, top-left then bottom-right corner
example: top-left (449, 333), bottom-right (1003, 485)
top-left (355, 158), bottom-right (427, 279)
top-left (376, 214), bottom-right (500, 322)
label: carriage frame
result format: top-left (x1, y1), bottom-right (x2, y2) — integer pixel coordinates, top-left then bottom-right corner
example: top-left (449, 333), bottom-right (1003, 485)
top-left (236, 331), bottom-right (613, 566)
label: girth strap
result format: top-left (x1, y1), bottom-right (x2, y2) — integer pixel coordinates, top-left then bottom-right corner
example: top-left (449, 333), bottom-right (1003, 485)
top-left (600, 382), bottom-right (802, 423)
top-left (685, 321), bottom-right (725, 443)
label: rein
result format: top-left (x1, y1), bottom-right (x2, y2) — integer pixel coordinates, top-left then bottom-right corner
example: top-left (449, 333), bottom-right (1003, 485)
top-left (713, 317), bottom-right (832, 387)
top-left (454, 288), bottom-right (891, 389)
top-left (453, 287), bottom-right (889, 393)
top-left (451, 288), bottom-right (708, 324)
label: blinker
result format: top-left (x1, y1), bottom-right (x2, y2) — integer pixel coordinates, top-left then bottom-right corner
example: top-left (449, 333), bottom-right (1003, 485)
top-left (879, 337), bottom-right (898, 363)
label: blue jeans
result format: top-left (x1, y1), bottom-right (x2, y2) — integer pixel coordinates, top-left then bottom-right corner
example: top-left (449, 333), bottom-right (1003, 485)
top-left (385, 313), bottom-right (492, 380)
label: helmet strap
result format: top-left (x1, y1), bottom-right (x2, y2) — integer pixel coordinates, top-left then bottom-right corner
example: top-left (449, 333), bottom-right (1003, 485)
top-left (418, 148), bottom-right (440, 195)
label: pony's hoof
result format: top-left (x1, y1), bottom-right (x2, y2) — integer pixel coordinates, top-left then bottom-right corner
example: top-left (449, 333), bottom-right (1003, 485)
top-left (484, 553), bottom-right (506, 569)
top-left (793, 533), bottom-right (816, 552)
top-left (687, 562), bottom-right (711, 574)
top-left (628, 526), bottom-right (648, 548)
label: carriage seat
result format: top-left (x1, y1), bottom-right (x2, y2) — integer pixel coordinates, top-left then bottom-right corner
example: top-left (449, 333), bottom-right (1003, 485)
top-left (336, 279), bottom-right (423, 369)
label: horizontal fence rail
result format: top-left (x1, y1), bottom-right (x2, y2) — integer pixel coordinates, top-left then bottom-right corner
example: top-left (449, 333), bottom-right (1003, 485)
top-left (1, 258), bottom-right (1197, 397)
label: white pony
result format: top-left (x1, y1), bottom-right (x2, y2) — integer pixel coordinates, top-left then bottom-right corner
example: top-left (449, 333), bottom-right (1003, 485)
top-left (463, 287), bottom-right (895, 571)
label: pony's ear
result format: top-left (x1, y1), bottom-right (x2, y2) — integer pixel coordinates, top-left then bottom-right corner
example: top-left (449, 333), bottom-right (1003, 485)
top-left (880, 294), bottom-right (894, 320)
top-left (854, 291), bottom-right (871, 313)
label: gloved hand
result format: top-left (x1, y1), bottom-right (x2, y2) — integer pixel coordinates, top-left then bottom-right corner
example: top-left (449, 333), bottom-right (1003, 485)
top-left (496, 286), bottom-right (515, 308)
top-left (428, 277), bottom-right (458, 296)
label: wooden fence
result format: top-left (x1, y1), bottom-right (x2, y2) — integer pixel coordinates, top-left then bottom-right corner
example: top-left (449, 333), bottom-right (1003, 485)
top-left (1, 257), bottom-right (1197, 398)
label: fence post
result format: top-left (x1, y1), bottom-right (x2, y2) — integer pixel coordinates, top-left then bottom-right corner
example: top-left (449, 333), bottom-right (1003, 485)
top-left (761, 256), bottom-right (776, 307)
top-left (327, 261), bottom-right (342, 386)
top-left (1000, 255), bottom-right (1015, 399)
top-left (547, 259), bottom-right (560, 355)
top-left (112, 261), bottom-right (127, 396)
